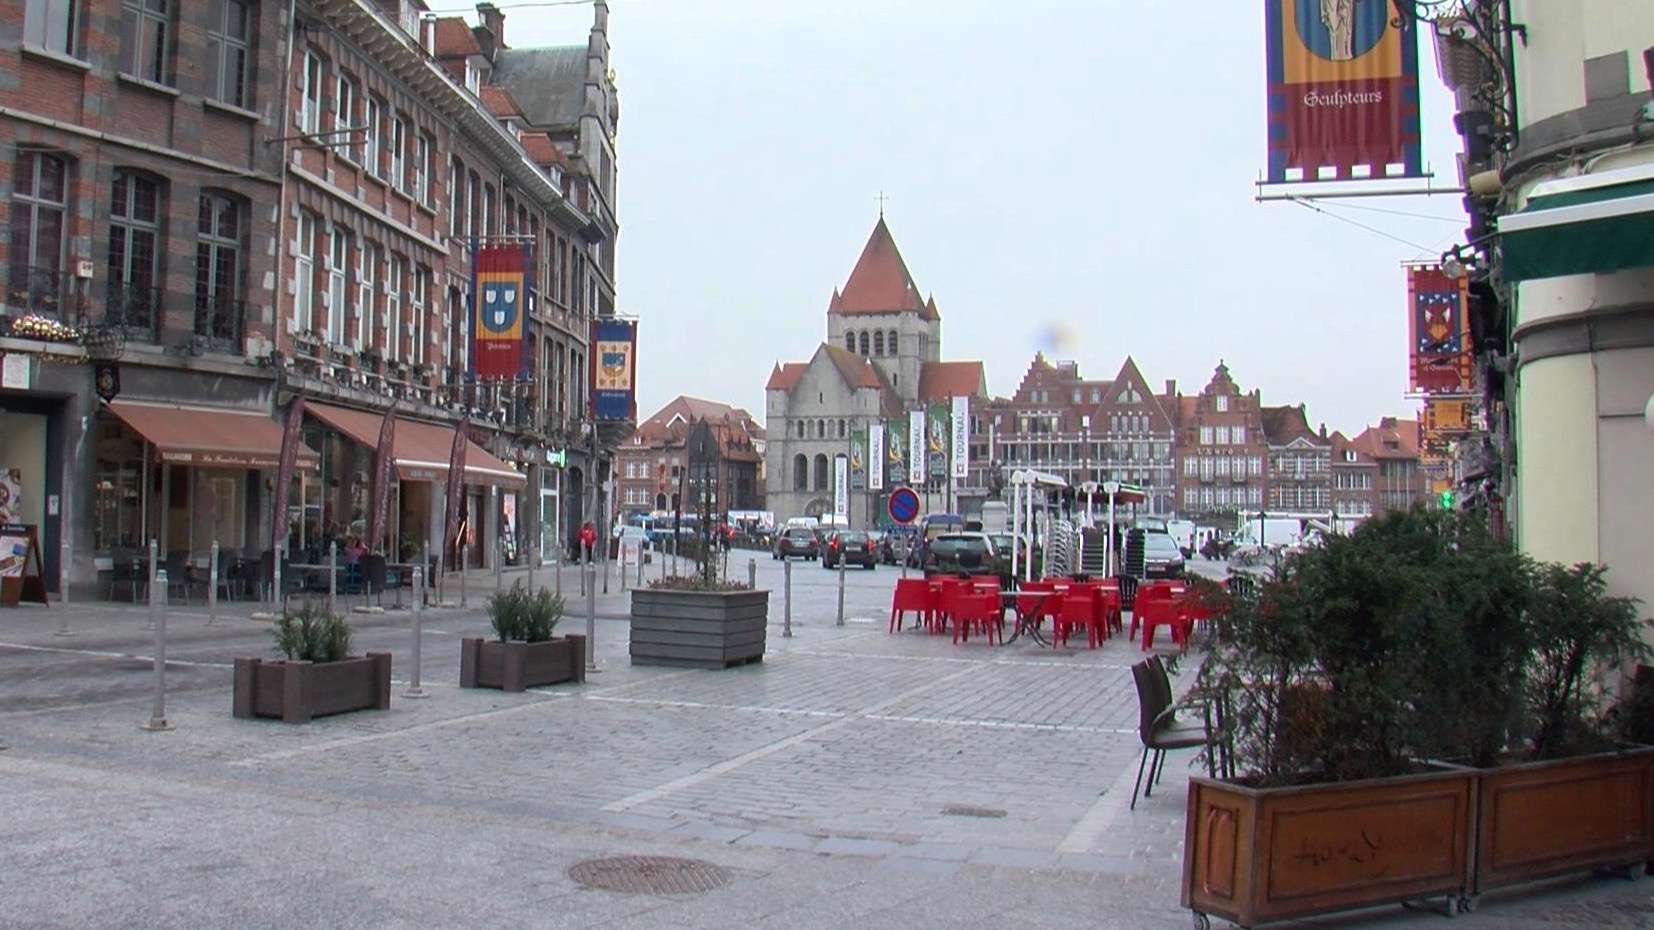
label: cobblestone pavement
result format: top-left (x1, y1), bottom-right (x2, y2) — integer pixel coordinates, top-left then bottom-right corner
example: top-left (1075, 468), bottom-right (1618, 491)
top-left (2, 558), bottom-right (1651, 929)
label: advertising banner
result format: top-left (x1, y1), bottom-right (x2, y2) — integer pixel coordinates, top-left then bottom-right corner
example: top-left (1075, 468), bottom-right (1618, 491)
top-left (868, 422), bottom-right (885, 491)
top-left (271, 397), bottom-right (306, 554)
top-left (443, 415), bottom-right (469, 557)
top-left (849, 429), bottom-right (866, 491)
top-left (833, 455), bottom-right (848, 520)
top-left (591, 319), bottom-right (637, 421)
top-left (951, 395), bottom-right (970, 480)
top-left (926, 404), bottom-right (948, 482)
top-left (368, 403), bottom-right (397, 555)
top-left (885, 420), bottom-right (906, 490)
top-left (471, 244), bottom-right (528, 381)
top-left (908, 409), bottom-right (926, 486)
top-left (1408, 265), bottom-right (1473, 394)
top-left (1265, 0), bottom-right (1423, 183)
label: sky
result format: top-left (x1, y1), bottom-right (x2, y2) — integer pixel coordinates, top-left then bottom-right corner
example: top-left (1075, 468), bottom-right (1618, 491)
top-left (486, 0), bottom-right (1469, 437)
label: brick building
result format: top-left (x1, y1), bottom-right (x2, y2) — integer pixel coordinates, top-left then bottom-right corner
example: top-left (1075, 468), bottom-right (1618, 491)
top-left (1260, 403), bottom-right (1332, 514)
top-left (1352, 416), bottom-right (1427, 514)
top-left (1173, 362), bottom-right (1268, 522)
top-left (615, 396), bottom-right (764, 521)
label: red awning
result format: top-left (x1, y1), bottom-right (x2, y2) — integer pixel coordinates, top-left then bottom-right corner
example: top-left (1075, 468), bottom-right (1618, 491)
top-left (306, 402), bottom-right (526, 489)
top-left (107, 401), bottom-right (319, 469)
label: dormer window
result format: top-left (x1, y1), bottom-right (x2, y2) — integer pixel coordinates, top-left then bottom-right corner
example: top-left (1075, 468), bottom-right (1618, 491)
top-left (465, 62), bottom-right (480, 94)
top-left (1215, 394), bottom-right (1229, 412)
top-left (399, 0), bottom-right (419, 37)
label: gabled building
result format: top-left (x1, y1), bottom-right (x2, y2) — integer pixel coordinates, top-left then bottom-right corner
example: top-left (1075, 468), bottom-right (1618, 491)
top-left (1173, 362), bottom-right (1268, 521)
top-left (1329, 430), bottom-right (1377, 520)
top-left (1352, 417), bottom-right (1426, 514)
top-left (1260, 403), bottom-right (1332, 513)
top-left (616, 396), bottom-right (763, 521)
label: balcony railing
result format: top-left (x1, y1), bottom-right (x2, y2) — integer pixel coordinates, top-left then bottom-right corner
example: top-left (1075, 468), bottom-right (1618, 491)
top-left (192, 293), bottom-right (244, 352)
top-left (4, 264), bottom-right (75, 329)
top-left (104, 281), bottom-right (162, 342)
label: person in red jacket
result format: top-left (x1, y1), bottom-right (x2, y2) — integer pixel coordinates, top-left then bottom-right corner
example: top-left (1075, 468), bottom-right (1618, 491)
top-left (578, 521), bottom-right (597, 563)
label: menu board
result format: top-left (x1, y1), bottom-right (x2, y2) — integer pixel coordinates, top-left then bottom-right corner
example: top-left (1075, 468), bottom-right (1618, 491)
top-left (0, 523), bottom-right (47, 607)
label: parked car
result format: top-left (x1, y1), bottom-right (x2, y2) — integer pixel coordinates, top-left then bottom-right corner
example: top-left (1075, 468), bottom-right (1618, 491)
top-left (772, 526), bottom-right (820, 561)
top-left (1142, 532), bottom-right (1186, 579)
top-left (822, 530), bottom-right (878, 570)
top-left (922, 532), bottom-right (999, 578)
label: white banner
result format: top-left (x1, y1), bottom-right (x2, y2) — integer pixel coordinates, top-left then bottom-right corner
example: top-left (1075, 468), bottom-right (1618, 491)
top-left (951, 395), bottom-right (969, 480)
top-left (868, 422), bottom-right (885, 491)
top-left (908, 410), bottom-right (926, 486)
top-left (833, 455), bottom-right (848, 519)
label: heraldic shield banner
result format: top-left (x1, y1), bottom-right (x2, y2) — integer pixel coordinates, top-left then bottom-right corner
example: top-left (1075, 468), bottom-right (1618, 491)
top-left (471, 244), bottom-right (529, 380)
top-left (591, 319), bottom-right (637, 421)
top-left (1265, 0), bottom-right (1423, 183)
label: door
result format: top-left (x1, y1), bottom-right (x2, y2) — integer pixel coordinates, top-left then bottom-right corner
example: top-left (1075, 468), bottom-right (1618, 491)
top-left (539, 488), bottom-right (559, 565)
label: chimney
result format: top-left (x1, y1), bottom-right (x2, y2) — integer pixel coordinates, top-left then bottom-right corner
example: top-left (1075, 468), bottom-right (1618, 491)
top-left (1164, 379), bottom-right (1176, 397)
top-left (476, 2), bottom-right (503, 47)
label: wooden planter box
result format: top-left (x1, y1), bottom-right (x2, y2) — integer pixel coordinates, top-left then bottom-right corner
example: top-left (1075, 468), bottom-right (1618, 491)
top-left (629, 588), bottom-right (768, 669)
top-left (459, 636), bottom-right (587, 692)
top-left (232, 653), bottom-right (392, 724)
top-left (1472, 744), bottom-right (1654, 895)
top-left (1184, 767), bottom-right (1475, 929)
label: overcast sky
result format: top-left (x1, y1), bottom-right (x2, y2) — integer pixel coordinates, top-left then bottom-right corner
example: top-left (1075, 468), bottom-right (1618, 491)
top-left (492, 0), bottom-right (1467, 437)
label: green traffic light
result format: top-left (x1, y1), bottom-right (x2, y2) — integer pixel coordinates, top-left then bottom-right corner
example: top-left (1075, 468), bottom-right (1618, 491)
top-left (1440, 490), bottom-right (1454, 509)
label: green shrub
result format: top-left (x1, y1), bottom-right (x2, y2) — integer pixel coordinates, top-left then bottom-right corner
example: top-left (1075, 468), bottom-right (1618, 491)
top-left (272, 602), bottom-right (352, 663)
top-left (487, 581), bottom-right (565, 642)
top-left (646, 574), bottom-right (751, 593)
top-left (1527, 562), bottom-right (1650, 760)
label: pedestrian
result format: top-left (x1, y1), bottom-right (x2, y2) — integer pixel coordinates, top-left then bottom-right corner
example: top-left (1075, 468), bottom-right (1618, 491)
top-left (578, 521), bottom-right (597, 563)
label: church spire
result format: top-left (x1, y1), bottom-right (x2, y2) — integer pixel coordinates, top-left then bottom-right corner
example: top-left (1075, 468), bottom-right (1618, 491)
top-left (829, 217), bottom-right (930, 317)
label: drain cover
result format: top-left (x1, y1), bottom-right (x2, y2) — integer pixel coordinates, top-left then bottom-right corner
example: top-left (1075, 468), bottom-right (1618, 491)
top-left (942, 804), bottom-right (1007, 819)
top-left (567, 856), bottom-right (732, 895)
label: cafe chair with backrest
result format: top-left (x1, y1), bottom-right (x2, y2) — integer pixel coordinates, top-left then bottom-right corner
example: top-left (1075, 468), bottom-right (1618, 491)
top-left (1052, 586), bottom-right (1099, 649)
top-left (889, 577), bottom-right (936, 633)
top-left (950, 591), bottom-right (1003, 645)
top-left (1130, 659), bottom-right (1218, 810)
top-left (109, 547), bottom-right (143, 602)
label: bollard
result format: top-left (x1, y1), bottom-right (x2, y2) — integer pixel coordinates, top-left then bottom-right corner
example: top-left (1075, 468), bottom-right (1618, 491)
top-left (329, 540), bottom-right (339, 617)
top-left (555, 544), bottom-right (564, 598)
top-left (273, 544), bottom-right (284, 609)
top-left (783, 557), bottom-right (793, 638)
top-left (421, 543), bottom-right (431, 608)
top-left (54, 538), bottom-right (73, 638)
top-left (527, 541), bottom-right (537, 596)
top-left (405, 566), bottom-right (428, 698)
top-left (145, 539), bottom-right (159, 631)
top-left (495, 537), bottom-right (504, 598)
top-left (141, 567), bottom-right (173, 731)
top-left (460, 541), bottom-right (469, 608)
top-left (636, 547), bottom-right (644, 587)
top-left (836, 548), bottom-right (846, 626)
top-left (747, 558), bottom-right (756, 590)
top-left (584, 561), bottom-right (597, 671)
top-left (206, 541), bottom-right (220, 627)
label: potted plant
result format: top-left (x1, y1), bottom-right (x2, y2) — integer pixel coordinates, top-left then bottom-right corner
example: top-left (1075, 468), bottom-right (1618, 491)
top-left (629, 573), bottom-right (768, 669)
top-left (461, 581), bottom-right (585, 691)
top-left (1184, 508), bottom-right (1495, 928)
top-left (233, 602), bottom-right (391, 724)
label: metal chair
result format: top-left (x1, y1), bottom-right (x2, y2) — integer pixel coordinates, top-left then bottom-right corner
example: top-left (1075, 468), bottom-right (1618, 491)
top-left (1130, 659), bottom-right (1219, 809)
top-left (108, 547), bottom-right (144, 601)
top-left (163, 550), bottom-right (196, 604)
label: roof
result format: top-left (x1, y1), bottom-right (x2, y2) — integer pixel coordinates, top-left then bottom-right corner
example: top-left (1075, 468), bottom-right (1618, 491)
top-left (479, 85), bottom-right (522, 119)
top-left (490, 46), bottom-right (588, 129)
top-left (1329, 430), bottom-right (1377, 466)
top-left (630, 396), bottom-right (761, 448)
top-left (917, 361), bottom-right (985, 402)
top-left (519, 133), bottom-right (570, 169)
top-left (766, 363), bottom-right (806, 392)
top-left (431, 18), bottom-right (483, 58)
top-left (1352, 417), bottom-right (1421, 460)
top-left (829, 218), bottom-right (935, 319)
top-left (1260, 404), bottom-right (1323, 446)
top-left (822, 343), bottom-right (881, 389)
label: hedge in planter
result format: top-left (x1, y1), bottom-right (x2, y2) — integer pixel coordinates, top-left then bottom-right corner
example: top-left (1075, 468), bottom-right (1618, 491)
top-left (233, 602), bottom-right (391, 724)
top-left (461, 580), bottom-right (586, 692)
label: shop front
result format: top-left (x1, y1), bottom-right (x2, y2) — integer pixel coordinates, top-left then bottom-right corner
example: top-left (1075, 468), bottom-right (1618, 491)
top-left (0, 358), bottom-right (70, 595)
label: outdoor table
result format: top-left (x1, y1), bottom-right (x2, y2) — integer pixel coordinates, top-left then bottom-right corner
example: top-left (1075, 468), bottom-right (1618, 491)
top-left (1001, 590), bottom-right (1059, 647)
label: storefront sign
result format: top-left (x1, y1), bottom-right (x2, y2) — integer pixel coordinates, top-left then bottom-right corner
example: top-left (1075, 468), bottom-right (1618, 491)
top-left (1, 353), bottom-right (29, 389)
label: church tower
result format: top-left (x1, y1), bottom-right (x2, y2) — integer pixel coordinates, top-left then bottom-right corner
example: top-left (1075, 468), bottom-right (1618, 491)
top-left (825, 218), bottom-right (941, 406)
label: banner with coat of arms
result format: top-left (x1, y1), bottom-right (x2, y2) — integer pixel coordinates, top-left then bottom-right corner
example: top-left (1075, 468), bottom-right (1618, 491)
top-left (926, 404), bottom-right (948, 481)
top-left (849, 429), bottom-right (866, 491)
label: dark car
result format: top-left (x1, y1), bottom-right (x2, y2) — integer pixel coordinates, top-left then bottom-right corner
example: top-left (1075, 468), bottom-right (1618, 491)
top-left (922, 532), bottom-right (999, 578)
top-left (772, 527), bottom-right (820, 561)
top-left (1143, 532), bottom-right (1186, 579)
top-left (822, 530), bottom-right (877, 570)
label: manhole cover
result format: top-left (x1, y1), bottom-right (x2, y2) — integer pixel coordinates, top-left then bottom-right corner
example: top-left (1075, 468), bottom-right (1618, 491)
top-left (567, 856), bottom-right (732, 895)
top-left (942, 804), bottom-right (1007, 819)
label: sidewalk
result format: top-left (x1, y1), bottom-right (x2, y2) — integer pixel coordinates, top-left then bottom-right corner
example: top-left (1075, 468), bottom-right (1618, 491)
top-left (2, 592), bottom-right (1652, 929)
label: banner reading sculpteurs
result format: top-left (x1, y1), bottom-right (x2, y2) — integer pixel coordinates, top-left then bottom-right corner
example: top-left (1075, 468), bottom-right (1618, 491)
top-left (471, 244), bottom-right (529, 381)
top-left (590, 319), bottom-right (637, 421)
top-left (1265, 0), bottom-right (1422, 183)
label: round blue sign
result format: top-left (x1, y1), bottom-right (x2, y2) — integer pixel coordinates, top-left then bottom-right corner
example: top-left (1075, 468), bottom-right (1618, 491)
top-left (887, 487), bottom-right (920, 525)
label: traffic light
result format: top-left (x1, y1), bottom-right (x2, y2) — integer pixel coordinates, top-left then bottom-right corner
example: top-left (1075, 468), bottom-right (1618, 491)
top-left (1440, 489), bottom-right (1455, 509)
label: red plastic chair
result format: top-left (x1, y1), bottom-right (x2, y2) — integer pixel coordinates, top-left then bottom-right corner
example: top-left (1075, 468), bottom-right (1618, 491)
top-left (1129, 582), bottom-right (1174, 642)
top-left (951, 591), bottom-right (1004, 645)
top-left (1015, 580), bottom-right (1062, 633)
top-left (1052, 587), bottom-right (1101, 648)
top-left (933, 577), bottom-right (970, 635)
top-left (1139, 595), bottom-right (1192, 651)
top-left (889, 578), bottom-right (936, 633)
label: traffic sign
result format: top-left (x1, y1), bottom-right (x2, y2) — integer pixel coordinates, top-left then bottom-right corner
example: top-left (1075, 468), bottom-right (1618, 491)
top-left (887, 487), bottom-right (920, 525)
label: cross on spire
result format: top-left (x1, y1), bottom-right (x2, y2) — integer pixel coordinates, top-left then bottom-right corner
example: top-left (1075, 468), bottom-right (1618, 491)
top-left (875, 190), bottom-right (889, 218)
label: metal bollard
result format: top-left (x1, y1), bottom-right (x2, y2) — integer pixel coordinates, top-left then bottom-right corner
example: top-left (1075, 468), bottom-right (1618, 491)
top-left (527, 542), bottom-right (537, 596)
top-left (141, 567), bottom-right (173, 731)
top-left (836, 549), bottom-right (846, 626)
top-left (555, 546), bottom-right (564, 599)
top-left (405, 566), bottom-right (428, 698)
top-left (747, 558), bottom-right (756, 590)
top-left (460, 541), bottom-right (469, 608)
top-left (144, 539), bottom-right (159, 631)
top-left (584, 561), bottom-right (597, 671)
top-left (206, 541), bottom-right (220, 627)
top-left (54, 537), bottom-right (74, 638)
top-left (329, 540), bottom-right (339, 616)
top-left (636, 547), bottom-right (644, 587)
top-left (273, 544), bottom-right (284, 609)
top-left (783, 558), bottom-right (793, 638)
top-left (495, 537), bottom-right (504, 598)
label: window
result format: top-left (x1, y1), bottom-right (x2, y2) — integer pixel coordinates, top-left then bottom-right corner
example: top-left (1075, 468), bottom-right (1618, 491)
top-left (409, 264), bottom-right (428, 365)
top-left (107, 171), bottom-right (162, 337)
top-left (873, 331), bottom-right (884, 356)
top-left (384, 254), bottom-right (402, 361)
top-left (326, 226), bottom-right (348, 344)
top-left (195, 193), bottom-right (242, 345)
top-left (1198, 426), bottom-right (1213, 445)
top-left (415, 132), bottom-right (433, 205)
top-left (813, 454), bottom-right (828, 491)
top-left (355, 241), bottom-right (376, 350)
top-left (449, 158), bottom-right (465, 237)
top-left (844, 332), bottom-right (854, 352)
top-left (1233, 426), bottom-right (1246, 445)
top-left (887, 330), bottom-right (897, 354)
top-left (9, 151), bottom-right (69, 312)
top-left (25, 0), bottom-right (80, 56)
top-left (364, 96), bottom-right (384, 178)
top-left (298, 51), bottom-right (325, 135)
top-left (204, 0), bottom-right (250, 107)
top-left (291, 211), bottom-right (315, 334)
top-left (858, 332), bottom-right (869, 355)
top-left (333, 73), bottom-right (358, 162)
top-left (1183, 457), bottom-right (1196, 477)
top-left (1216, 426), bottom-right (1230, 445)
top-left (1215, 394), bottom-right (1229, 413)
top-left (792, 454), bottom-right (807, 491)
top-left (389, 113), bottom-right (408, 191)
top-left (121, 0), bottom-right (171, 83)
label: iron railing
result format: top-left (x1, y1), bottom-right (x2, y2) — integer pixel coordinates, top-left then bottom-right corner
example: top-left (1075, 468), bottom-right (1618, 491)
top-left (192, 293), bottom-right (244, 352)
top-left (104, 281), bottom-right (162, 342)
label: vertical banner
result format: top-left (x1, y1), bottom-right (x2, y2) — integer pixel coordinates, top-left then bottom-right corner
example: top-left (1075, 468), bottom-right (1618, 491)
top-left (1265, 0), bottom-right (1422, 183)
top-left (833, 455), bottom-right (848, 521)
top-left (849, 429), bottom-right (866, 491)
top-left (1407, 265), bottom-right (1473, 394)
top-left (868, 422), bottom-right (886, 491)
top-left (471, 243), bottom-right (528, 380)
top-left (590, 319), bottom-right (637, 421)
top-left (885, 420), bottom-right (906, 489)
top-left (926, 404), bottom-right (948, 482)
top-left (907, 409), bottom-right (926, 486)
top-left (368, 403), bottom-right (397, 555)
top-left (443, 415), bottom-right (470, 559)
top-left (950, 395), bottom-right (970, 480)
top-left (271, 397), bottom-right (306, 554)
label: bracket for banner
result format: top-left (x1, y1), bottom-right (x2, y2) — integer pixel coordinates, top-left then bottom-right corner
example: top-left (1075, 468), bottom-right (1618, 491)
top-left (461, 234), bottom-right (538, 253)
top-left (1255, 179), bottom-right (1463, 202)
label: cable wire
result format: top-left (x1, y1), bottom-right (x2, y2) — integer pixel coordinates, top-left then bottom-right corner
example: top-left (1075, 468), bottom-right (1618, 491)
top-left (1288, 197), bottom-right (1442, 254)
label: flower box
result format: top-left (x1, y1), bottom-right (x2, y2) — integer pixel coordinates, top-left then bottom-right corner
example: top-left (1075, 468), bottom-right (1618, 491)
top-left (232, 653), bottom-right (392, 724)
top-left (629, 588), bottom-right (768, 669)
top-left (459, 635), bottom-right (586, 692)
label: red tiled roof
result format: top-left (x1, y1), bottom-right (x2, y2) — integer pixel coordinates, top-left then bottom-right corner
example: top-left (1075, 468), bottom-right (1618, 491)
top-left (432, 18), bottom-right (482, 58)
top-left (766, 363), bottom-right (806, 391)
top-left (479, 85), bottom-right (521, 118)
top-left (1260, 404), bottom-right (1323, 446)
top-left (1352, 418), bottom-right (1421, 459)
top-left (829, 218), bottom-right (929, 317)
top-left (917, 361), bottom-right (985, 402)
top-left (519, 133), bottom-right (570, 168)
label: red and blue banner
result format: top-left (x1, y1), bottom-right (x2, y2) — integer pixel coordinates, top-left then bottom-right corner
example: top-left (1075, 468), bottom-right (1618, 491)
top-left (443, 414), bottom-right (469, 558)
top-left (368, 403), bottom-right (397, 556)
top-left (271, 397), bottom-right (305, 554)
top-left (470, 244), bottom-right (529, 381)
top-left (1408, 265), bottom-right (1472, 395)
top-left (590, 319), bottom-right (637, 421)
top-left (1265, 0), bottom-right (1423, 183)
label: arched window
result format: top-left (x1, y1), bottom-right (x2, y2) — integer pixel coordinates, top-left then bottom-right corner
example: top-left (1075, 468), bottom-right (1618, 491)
top-left (873, 331), bottom-right (883, 356)
top-left (858, 331), bottom-right (869, 355)
top-left (814, 454), bottom-right (829, 490)
top-left (816, 419), bottom-right (825, 438)
top-left (654, 493), bottom-right (666, 511)
top-left (844, 332), bottom-right (855, 351)
top-left (837, 420), bottom-right (846, 439)
top-left (196, 191), bottom-right (246, 349)
top-left (887, 330), bottom-right (898, 354)
top-left (793, 454), bottom-right (808, 491)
